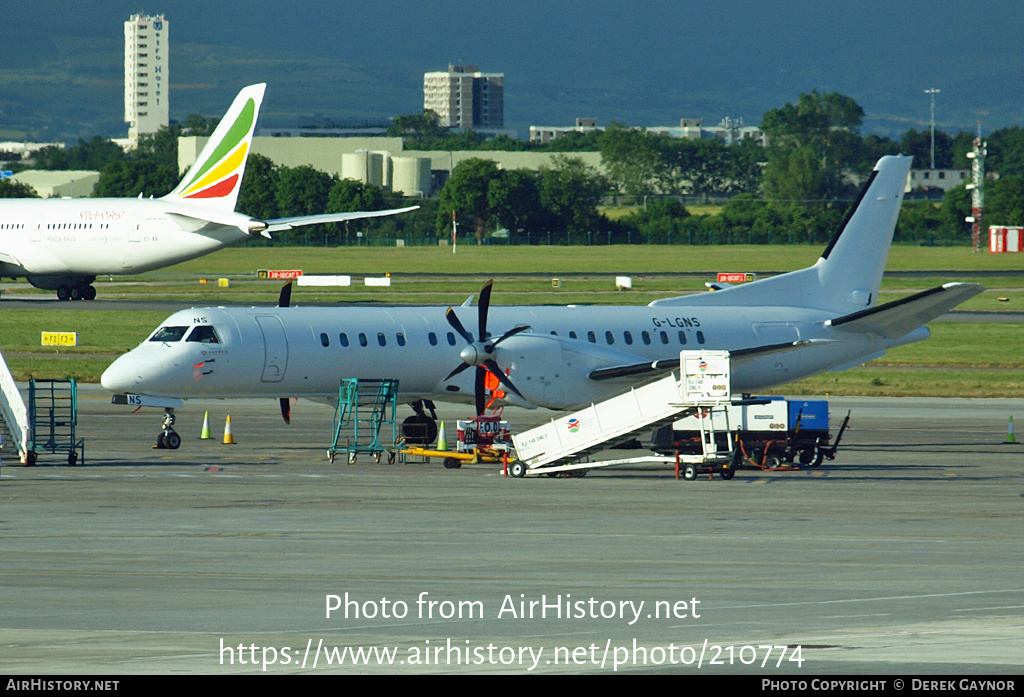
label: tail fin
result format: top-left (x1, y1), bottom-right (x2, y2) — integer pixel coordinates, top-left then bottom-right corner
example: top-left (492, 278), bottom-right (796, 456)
top-left (649, 155), bottom-right (912, 312)
top-left (164, 83), bottom-right (266, 211)
top-left (812, 154), bottom-right (912, 311)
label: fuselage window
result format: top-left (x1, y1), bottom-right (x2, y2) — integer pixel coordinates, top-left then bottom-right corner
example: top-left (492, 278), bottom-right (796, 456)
top-left (320, 332), bottom-right (330, 347)
top-left (339, 333), bottom-right (349, 347)
top-left (660, 331), bottom-right (669, 345)
top-left (623, 331), bottom-right (633, 345)
top-left (569, 331), bottom-right (578, 339)
top-left (550, 330), bottom-right (558, 336)
top-left (186, 326), bottom-right (220, 344)
top-left (149, 326), bottom-right (188, 342)
top-left (396, 332), bottom-right (406, 347)
top-left (359, 333), bottom-right (368, 347)
top-left (428, 332), bottom-right (438, 346)
top-left (447, 332), bottom-right (457, 346)
top-left (587, 331), bottom-right (596, 343)
top-left (605, 331), bottom-right (614, 345)
top-left (641, 331), bottom-right (651, 345)
top-left (678, 331), bottom-right (687, 345)
top-left (696, 331), bottom-right (706, 344)
top-left (377, 332), bottom-right (387, 347)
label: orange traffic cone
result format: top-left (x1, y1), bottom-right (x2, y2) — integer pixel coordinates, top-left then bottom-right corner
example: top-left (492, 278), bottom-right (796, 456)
top-left (223, 415), bottom-right (236, 444)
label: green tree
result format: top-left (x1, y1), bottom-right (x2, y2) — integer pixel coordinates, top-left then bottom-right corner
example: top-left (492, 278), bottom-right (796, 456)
top-left (598, 122), bottom-right (666, 195)
top-left (537, 156), bottom-right (608, 241)
top-left (328, 178), bottom-right (387, 213)
top-left (94, 159), bottom-right (178, 197)
top-left (487, 169), bottom-right (545, 240)
top-left (275, 165), bottom-right (334, 217)
top-left (237, 153), bottom-right (281, 220)
top-left (435, 158), bottom-right (501, 242)
top-left (0, 179), bottom-right (39, 198)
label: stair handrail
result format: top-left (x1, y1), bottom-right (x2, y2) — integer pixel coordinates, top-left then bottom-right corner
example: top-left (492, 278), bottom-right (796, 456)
top-left (0, 349), bottom-right (31, 463)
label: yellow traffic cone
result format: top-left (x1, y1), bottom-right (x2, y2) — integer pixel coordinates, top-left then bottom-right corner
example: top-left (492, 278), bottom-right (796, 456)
top-left (200, 411), bottom-right (212, 440)
top-left (437, 421), bottom-right (448, 451)
top-left (1005, 416), bottom-right (1017, 444)
top-left (223, 415), bottom-right (236, 444)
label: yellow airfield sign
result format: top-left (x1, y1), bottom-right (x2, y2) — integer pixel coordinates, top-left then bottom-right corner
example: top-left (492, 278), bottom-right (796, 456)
top-left (41, 332), bottom-right (78, 347)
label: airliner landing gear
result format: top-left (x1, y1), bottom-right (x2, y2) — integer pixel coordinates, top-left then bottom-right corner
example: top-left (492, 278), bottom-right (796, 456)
top-left (155, 408), bottom-right (181, 449)
top-left (401, 399), bottom-right (439, 445)
top-left (56, 283), bottom-right (96, 301)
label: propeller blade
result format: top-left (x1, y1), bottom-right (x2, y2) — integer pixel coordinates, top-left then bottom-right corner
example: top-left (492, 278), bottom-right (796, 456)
top-left (484, 359), bottom-right (526, 400)
top-left (280, 397), bottom-right (291, 424)
top-left (475, 366), bottom-right (486, 415)
top-left (445, 362), bottom-right (472, 381)
top-left (493, 324), bottom-right (530, 346)
top-left (445, 307), bottom-right (474, 344)
top-left (278, 281), bottom-right (292, 308)
top-left (478, 280), bottom-right (493, 340)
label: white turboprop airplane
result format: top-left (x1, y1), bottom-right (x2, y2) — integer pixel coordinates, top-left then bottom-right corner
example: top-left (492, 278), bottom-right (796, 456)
top-left (102, 155), bottom-right (983, 449)
top-left (0, 83), bottom-right (416, 300)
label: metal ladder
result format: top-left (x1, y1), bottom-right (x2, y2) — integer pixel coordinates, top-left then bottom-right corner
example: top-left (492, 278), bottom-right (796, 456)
top-left (328, 378), bottom-right (399, 464)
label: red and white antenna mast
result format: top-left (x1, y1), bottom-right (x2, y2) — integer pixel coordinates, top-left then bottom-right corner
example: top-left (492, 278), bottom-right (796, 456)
top-left (966, 121), bottom-right (986, 252)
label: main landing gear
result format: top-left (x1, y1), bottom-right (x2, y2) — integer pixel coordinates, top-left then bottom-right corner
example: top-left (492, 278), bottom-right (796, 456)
top-left (155, 407), bottom-right (181, 449)
top-left (401, 399), bottom-right (439, 446)
top-left (56, 283), bottom-right (97, 301)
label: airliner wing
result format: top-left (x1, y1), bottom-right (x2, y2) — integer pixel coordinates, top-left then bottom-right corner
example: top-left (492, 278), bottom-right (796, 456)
top-left (825, 282), bottom-right (985, 340)
top-left (263, 206), bottom-right (420, 234)
top-left (587, 340), bottom-right (832, 381)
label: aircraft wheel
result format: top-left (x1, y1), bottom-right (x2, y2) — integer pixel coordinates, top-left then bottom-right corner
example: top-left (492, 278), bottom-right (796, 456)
top-left (156, 432), bottom-right (168, 449)
top-left (56, 285), bottom-right (71, 301)
top-left (509, 461), bottom-right (527, 478)
top-left (683, 464), bottom-right (697, 480)
top-left (83, 285), bottom-right (97, 300)
top-left (70, 285), bottom-right (83, 301)
top-left (164, 431), bottom-right (181, 450)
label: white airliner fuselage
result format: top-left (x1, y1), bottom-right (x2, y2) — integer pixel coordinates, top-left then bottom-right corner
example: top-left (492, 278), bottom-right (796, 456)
top-left (100, 301), bottom-right (907, 410)
top-left (0, 197), bottom-right (255, 278)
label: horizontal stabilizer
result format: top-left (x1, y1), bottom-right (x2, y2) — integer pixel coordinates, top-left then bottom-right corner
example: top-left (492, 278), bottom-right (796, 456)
top-left (588, 339), bottom-right (832, 381)
top-left (826, 282), bottom-right (985, 340)
top-left (263, 206), bottom-right (419, 233)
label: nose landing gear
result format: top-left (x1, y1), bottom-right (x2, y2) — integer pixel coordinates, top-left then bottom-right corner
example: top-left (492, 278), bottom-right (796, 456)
top-left (155, 408), bottom-right (181, 449)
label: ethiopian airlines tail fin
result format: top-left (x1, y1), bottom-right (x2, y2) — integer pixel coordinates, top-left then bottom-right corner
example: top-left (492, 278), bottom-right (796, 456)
top-left (651, 155), bottom-right (913, 313)
top-left (163, 83), bottom-right (266, 212)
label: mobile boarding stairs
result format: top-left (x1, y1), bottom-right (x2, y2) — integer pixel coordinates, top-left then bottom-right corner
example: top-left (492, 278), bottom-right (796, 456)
top-left (509, 350), bottom-right (739, 479)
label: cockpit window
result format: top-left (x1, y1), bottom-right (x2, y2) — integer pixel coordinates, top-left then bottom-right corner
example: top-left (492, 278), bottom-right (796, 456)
top-left (186, 326), bottom-right (220, 344)
top-left (149, 326), bottom-right (188, 342)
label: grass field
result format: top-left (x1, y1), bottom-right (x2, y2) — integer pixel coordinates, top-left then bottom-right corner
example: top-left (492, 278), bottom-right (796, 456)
top-left (1, 244), bottom-right (1020, 396)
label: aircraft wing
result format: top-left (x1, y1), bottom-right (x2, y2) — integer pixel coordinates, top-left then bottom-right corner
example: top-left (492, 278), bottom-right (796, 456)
top-left (825, 282), bottom-right (985, 340)
top-left (262, 206), bottom-right (420, 234)
top-left (587, 339), bottom-right (833, 381)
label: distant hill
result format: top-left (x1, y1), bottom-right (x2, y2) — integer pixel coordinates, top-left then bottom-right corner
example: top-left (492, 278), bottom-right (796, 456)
top-left (3, 1), bottom-right (1022, 144)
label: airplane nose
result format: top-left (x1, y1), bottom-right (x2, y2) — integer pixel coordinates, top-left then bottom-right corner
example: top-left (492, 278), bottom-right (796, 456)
top-left (101, 354), bottom-right (140, 392)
